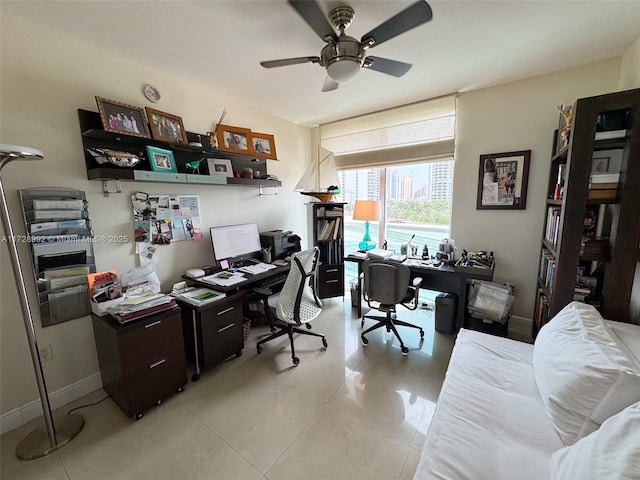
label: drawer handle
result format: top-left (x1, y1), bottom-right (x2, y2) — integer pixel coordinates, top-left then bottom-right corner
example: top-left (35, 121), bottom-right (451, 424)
top-left (218, 323), bottom-right (236, 333)
top-left (217, 307), bottom-right (234, 316)
top-left (327, 279), bottom-right (339, 283)
top-left (145, 320), bottom-right (162, 329)
top-left (149, 359), bottom-right (166, 369)
top-left (326, 268), bottom-right (338, 273)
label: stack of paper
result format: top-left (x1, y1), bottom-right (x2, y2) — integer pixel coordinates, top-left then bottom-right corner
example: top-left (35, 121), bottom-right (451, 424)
top-left (239, 263), bottom-right (277, 275)
top-left (367, 248), bottom-right (394, 260)
top-left (173, 288), bottom-right (226, 307)
top-left (110, 294), bottom-right (176, 323)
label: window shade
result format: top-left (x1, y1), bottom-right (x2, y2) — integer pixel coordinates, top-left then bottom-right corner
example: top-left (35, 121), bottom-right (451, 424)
top-left (320, 94), bottom-right (457, 168)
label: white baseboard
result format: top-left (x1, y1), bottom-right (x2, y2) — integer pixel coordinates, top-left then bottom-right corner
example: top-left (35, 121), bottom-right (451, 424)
top-left (0, 373), bottom-right (103, 436)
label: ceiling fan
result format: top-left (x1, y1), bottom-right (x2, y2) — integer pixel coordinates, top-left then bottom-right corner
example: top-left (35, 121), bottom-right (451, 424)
top-left (260, 0), bottom-right (433, 92)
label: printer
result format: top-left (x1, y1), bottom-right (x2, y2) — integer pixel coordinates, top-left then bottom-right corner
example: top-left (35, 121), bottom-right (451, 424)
top-left (260, 230), bottom-right (301, 260)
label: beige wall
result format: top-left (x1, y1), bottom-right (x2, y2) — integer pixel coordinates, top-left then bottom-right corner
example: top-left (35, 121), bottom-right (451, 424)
top-left (451, 59), bottom-right (621, 320)
top-left (0, 14), bottom-right (312, 414)
top-left (619, 36), bottom-right (640, 90)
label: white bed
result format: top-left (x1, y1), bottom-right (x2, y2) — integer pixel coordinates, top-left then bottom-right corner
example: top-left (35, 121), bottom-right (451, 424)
top-left (414, 303), bottom-right (640, 480)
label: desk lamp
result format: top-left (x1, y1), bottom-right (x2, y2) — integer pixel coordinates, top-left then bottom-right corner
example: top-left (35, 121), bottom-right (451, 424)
top-left (353, 200), bottom-right (380, 251)
top-left (0, 145), bottom-right (84, 460)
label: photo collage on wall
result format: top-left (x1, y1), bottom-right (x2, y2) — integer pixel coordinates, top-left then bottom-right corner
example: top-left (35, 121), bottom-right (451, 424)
top-left (131, 193), bottom-right (202, 245)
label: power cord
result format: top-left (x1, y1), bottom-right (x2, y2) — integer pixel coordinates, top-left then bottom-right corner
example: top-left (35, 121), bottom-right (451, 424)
top-left (66, 394), bottom-right (110, 414)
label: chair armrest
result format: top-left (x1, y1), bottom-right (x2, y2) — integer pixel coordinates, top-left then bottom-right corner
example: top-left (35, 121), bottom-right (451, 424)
top-left (412, 276), bottom-right (422, 288)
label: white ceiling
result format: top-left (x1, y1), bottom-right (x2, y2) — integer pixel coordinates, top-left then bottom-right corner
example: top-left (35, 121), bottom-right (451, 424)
top-left (3, 1), bottom-right (640, 126)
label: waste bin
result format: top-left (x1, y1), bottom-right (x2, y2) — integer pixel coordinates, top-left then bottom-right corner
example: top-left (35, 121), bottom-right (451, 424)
top-left (350, 281), bottom-right (359, 309)
top-left (435, 293), bottom-right (457, 334)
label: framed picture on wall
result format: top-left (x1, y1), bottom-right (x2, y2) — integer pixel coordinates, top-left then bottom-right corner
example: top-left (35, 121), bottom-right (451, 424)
top-left (95, 97), bottom-right (150, 138)
top-left (477, 150), bottom-right (531, 210)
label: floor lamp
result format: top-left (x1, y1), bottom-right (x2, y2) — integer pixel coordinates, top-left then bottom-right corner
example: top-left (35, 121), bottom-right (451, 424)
top-left (0, 145), bottom-right (84, 460)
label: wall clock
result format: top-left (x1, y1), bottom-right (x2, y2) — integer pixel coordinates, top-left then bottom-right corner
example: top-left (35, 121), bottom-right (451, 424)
top-left (143, 84), bottom-right (161, 103)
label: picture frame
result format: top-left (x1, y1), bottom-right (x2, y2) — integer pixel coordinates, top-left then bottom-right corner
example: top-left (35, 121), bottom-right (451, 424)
top-left (250, 132), bottom-right (277, 160)
top-left (146, 145), bottom-right (177, 173)
top-left (216, 125), bottom-right (252, 154)
top-left (477, 150), bottom-right (531, 210)
top-left (95, 96), bottom-right (150, 138)
top-left (207, 158), bottom-right (234, 178)
top-left (145, 107), bottom-right (188, 144)
top-left (591, 156), bottom-right (610, 172)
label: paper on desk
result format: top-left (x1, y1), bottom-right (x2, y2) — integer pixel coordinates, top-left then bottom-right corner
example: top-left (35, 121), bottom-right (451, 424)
top-left (200, 272), bottom-right (246, 286)
top-left (239, 263), bottom-right (277, 275)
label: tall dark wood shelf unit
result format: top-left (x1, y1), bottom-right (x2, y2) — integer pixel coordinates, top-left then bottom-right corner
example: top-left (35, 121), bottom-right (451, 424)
top-left (533, 88), bottom-right (640, 338)
top-left (309, 202), bottom-right (346, 299)
top-left (78, 109), bottom-right (282, 191)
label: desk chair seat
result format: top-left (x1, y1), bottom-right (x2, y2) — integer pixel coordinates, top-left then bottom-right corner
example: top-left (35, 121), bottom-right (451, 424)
top-left (361, 260), bottom-right (424, 355)
top-left (255, 247), bottom-right (327, 365)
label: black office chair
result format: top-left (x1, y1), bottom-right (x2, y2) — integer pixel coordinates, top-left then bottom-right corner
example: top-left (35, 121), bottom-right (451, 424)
top-left (360, 259), bottom-right (424, 355)
top-left (255, 247), bottom-right (327, 365)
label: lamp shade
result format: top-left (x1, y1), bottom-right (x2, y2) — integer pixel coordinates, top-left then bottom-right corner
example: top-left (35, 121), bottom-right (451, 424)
top-left (353, 200), bottom-right (380, 222)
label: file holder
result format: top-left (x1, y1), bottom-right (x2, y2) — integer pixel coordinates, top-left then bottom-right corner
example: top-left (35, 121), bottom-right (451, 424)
top-left (19, 187), bottom-right (96, 327)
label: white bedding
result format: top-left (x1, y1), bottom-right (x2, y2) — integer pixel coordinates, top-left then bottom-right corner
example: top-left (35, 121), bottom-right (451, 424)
top-left (414, 329), bottom-right (564, 480)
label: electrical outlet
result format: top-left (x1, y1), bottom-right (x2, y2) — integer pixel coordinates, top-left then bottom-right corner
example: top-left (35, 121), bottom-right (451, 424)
top-left (39, 343), bottom-right (53, 361)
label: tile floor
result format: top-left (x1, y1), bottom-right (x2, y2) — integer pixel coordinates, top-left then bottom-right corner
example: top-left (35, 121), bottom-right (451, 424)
top-left (1, 300), bottom-right (454, 480)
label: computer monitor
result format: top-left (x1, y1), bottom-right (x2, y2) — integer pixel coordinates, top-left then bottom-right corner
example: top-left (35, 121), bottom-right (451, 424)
top-left (209, 223), bottom-right (262, 267)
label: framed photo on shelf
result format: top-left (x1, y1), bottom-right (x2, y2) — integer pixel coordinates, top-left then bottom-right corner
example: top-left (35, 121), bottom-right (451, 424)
top-left (207, 158), bottom-right (234, 178)
top-left (146, 146), bottom-right (177, 173)
top-left (477, 150), bottom-right (531, 210)
top-left (95, 97), bottom-right (150, 138)
top-left (145, 107), bottom-right (188, 144)
top-left (216, 125), bottom-right (252, 155)
top-left (591, 156), bottom-right (610, 172)
top-left (251, 132), bottom-right (277, 160)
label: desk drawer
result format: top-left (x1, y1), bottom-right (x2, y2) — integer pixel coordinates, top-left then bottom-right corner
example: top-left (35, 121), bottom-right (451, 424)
top-left (199, 296), bottom-right (244, 368)
top-left (118, 309), bottom-right (183, 377)
top-left (318, 264), bottom-right (344, 299)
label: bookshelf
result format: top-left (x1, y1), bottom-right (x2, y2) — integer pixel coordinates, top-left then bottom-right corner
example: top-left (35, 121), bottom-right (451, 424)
top-left (533, 88), bottom-right (640, 338)
top-left (309, 202), bottom-right (346, 299)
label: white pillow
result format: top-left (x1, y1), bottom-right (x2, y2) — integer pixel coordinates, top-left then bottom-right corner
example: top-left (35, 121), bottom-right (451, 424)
top-left (533, 302), bottom-right (640, 445)
top-left (550, 401), bottom-right (640, 480)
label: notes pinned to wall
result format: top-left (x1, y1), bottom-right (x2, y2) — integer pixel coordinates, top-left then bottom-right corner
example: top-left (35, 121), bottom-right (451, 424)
top-left (131, 192), bottom-right (202, 244)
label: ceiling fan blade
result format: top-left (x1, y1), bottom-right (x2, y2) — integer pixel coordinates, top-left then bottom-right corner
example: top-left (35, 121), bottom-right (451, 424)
top-left (260, 56), bottom-right (320, 68)
top-left (289, 0), bottom-right (337, 42)
top-left (322, 76), bottom-right (339, 92)
top-left (361, 1), bottom-right (433, 48)
top-left (365, 56), bottom-right (412, 77)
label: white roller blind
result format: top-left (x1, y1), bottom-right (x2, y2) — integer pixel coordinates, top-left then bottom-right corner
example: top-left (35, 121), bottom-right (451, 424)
top-left (320, 94), bottom-right (456, 168)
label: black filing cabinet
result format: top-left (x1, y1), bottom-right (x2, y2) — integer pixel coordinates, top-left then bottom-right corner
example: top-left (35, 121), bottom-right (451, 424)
top-left (178, 292), bottom-right (244, 381)
top-left (92, 307), bottom-right (187, 420)
top-left (318, 263), bottom-right (344, 299)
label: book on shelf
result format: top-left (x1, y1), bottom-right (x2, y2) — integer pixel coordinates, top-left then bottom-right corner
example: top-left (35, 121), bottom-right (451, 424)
top-left (587, 189), bottom-right (617, 201)
top-left (588, 182), bottom-right (619, 190)
top-left (589, 172), bottom-right (620, 183)
top-left (594, 130), bottom-right (626, 141)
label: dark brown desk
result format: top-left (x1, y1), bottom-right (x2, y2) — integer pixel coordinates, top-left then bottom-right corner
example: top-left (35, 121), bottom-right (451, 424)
top-left (182, 263), bottom-right (290, 293)
top-left (345, 256), bottom-right (494, 329)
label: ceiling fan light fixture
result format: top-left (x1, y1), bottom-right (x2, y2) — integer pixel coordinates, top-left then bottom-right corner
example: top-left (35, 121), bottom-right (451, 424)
top-left (326, 58), bottom-right (361, 83)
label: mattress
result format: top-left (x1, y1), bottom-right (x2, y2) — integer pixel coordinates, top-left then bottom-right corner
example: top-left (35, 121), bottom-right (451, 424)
top-left (414, 329), bottom-right (564, 480)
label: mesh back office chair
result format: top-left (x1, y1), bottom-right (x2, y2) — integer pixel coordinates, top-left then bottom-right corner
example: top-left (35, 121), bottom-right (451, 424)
top-left (256, 247), bottom-right (327, 365)
top-left (361, 260), bottom-right (424, 355)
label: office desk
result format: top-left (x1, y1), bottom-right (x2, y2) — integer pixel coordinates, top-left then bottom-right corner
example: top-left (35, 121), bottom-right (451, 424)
top-left (345, 256), bottom-right (494, 329)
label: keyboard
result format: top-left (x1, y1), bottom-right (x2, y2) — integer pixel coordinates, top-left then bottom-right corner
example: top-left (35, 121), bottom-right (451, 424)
top-left (259, 272), bottom-right (288, 289)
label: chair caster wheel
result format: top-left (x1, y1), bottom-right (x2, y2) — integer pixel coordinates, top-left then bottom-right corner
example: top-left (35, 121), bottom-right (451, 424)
top-left (292, 356), bottom-right (300, 366)
top-left (156, 399), bottom-right (162, 405)
top-left (401, 346), bottom-right (409, 355)
top-left (177, 386), bottom-right (185, 393)
top-left (236, 350), bottom-right (243, 358)
top-left (133, 413), bottom-right (143, 421)
top-left (322, 337), bottom-right (328, 349)
top-left (257, 345), bottom-right (263, 355)
top-left (419, 329), bottom-right (425, 338)
top-left (306, 323), bottom-right (312, 330)
top-left (191, 373), bottom-right (200, 382)
top-left (361, 336), bottom-right (369, 346)
top-left (270, 327), bottom-right (277, 333)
